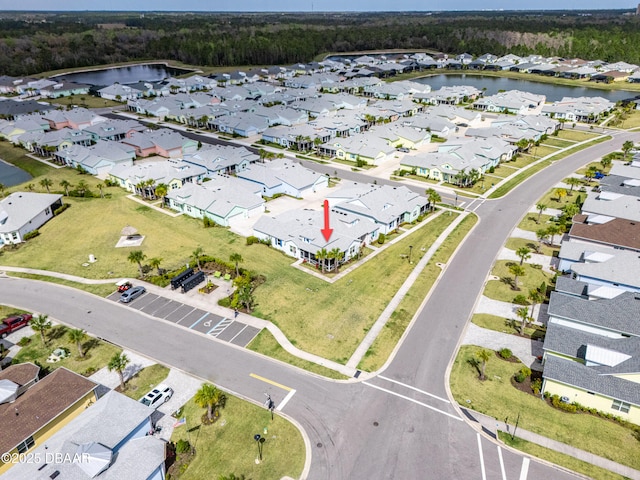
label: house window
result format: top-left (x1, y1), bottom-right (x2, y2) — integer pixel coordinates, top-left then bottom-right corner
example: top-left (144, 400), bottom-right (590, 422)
top-left (45, 207), bottom-right (50, 215)
top-left (17, 436), bottom-right (35, 453)
top-left (611, 399), bottom-right (630, 413)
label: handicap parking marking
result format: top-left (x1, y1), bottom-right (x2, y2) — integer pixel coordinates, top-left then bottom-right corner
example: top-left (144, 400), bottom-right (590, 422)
top-left (215, 321), bottom-right (245, 341)
top-left (189, 312), bottom-right (210, 329)
top-left (209, 318), bottom-right (233, 336)
top-left (191, 313), bottom-right (224, 333)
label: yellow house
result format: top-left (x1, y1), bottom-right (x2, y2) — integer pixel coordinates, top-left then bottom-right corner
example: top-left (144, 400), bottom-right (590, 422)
top-left (0, 364), bottom-right (98, 475)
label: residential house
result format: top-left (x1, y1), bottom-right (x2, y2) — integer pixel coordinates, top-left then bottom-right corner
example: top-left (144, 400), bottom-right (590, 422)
top-left (328, 183), bottom-right (429, 234)
top-left (0, 365), bottom-right (98, 475)
top-left (414, 85), bottom-right (481, 105)
top-left (166, 175), bottom-right (265, 227)
top-left (39, 81), bottom-right (90, 99)
top-left (209, 112), bottom-right (268, 137)
top-left (84, 119), bottom-right (146, 143)
top-left (569, 214), bottom-right (640, 253)
top-left (236, 158), bottom-right (328, 198)
top-left (581, 191), bottom-right (640, 222)
top-left (18, 127), bottom-right (93, 156)
top-left (41, 107), bottom-right (106, 131)
top-left (0, 99), bottom-right (55, 120)
top-left (0, 117), bottom-right (49, 144)
top-left (53, 141), bottom-right (136, 175)
top-left (319, 134), bottom-right (396, 165)
top-left (0, 192), bottom-right (63, 245)
top-left (109, 159), bottom-right (206, 197)
top-left (181, 144), bottom-right (259, 175)
top-left (120, 129), bottom-right (198, 158)
top-left (472, 90), bottom-right (545, 115)
top-left (567, 247), bottom-right (640, 293)
top-left (542, 97), bottom-right (615, 123)
top-left (5, 390), bottom-right (167, 480)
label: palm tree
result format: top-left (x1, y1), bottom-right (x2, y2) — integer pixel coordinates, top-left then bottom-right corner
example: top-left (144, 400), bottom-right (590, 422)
top-left (229, 253), bottom-right (243, 277)
top-left (509, 264), bottom-right (526, 290)
top-left (97, 182), bottom-right (105, 198)
top-left (528, 289), bottom-right (545, 324)
top-left (149, 257), bottom-right (163, 276)
top-left (516, 306), bottom-right (530, 335)
top-left (68, 328), bottom-right (87, 358)
top-left (515, 247), bottom-right (531, 266)
top-left (108, 352), bottom-right (130, 391)
top-left (622, 140), bottom-right (634, 161)
top-left (127, 250), bottom-right (146, 278)
top-left (600, 156), bottom-right (612, 170)
top-left (585, 165), bottom-right (599, 183)
top-left (76, 180), bottom-right (89, 197)
top-left (30, 314), bottom-right (52, 345)
top-left (329, 247), bottom-right (342, 273)
top-left (555, 188), bottom-right (567, 203)
top-left (546, 224), bottom-right (561, 246)
top-left (565, 177), bottom-right (581, 196)
top-left (562, 203), bottom-right (580, 220)
top-left (426, 188), bottom-right (441, 212)
top-left (40, 178), bottom-right (53, 193)
top-left (535, 203), bottom-right (547, 224)
top-left (59, 179), bottom-right (72, 196)
top-left (316, 248), bottom-right (328, 273)
top-left (194, 383), bottom-right (227, 422)
top-left (192, 246), bottom-right (204, 270)
top-left (154, 183), bottom-right (168, 207)
top-left (477, 349), bottom-right (491, 380)
top-left (237, 285), bottom-right (255, 313)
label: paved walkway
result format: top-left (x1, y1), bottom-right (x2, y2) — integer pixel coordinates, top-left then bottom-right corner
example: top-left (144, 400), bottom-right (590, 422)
top-left (89, 349), bottom-right (156, 388)
top-left (465, 410), bottom-right (640, 480)
top-left (497, 247), bottom-right (555, 273)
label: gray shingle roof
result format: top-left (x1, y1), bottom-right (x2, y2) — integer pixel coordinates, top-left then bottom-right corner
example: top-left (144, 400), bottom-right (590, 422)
top-left (0, 192), bottom-right (62, 234)
top-left (543, 355), bottom-right (640, 406)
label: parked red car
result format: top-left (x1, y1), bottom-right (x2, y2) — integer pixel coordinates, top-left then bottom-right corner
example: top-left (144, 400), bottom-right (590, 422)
top-left (117, 281), bottom-right (133, 293)
top-left (0, 314), bottom-right (32, 339)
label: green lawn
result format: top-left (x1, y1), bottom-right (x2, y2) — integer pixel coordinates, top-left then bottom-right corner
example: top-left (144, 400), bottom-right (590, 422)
top-left (6, 272), bottom-right (118, 298)
top-left (483, 166), bottom-right (512, 179)
top-left (504, 237), bottom-right (558, 257)
top-left (537, 186), bottom-right (585, 210)
top-left (498, 432), bottom-right (628, 480)
top-left (45, 95), bottom-right (120, 109)
top-left (541, 138), bottom-right (574, 148)
top-left (12, 325), bottom-right (122, 377)
top-left (517, 213), bottom-right (554, 232)
top-left (118, 364), bottom-right (170, 400)
top-left (489, 160), bottom-right (552, 199)
top-left (358, 213), bottom-right (477, 372)
top-left (450, 346), bottom-right (640, 470)
top-left (471, 314), bottom-right (546, 340)
top-left (556, 129), bottom-right (600, 142)
top-left (484, 260), bottom-right (554, 303)
top-left (619, 110), bottom-right (640, 129)
top-left (247, 329), bottom-right (348, 380)
top-left (0, 305), bottom-right (30, 318)
top-left (0, 141), bottom-right (53, 178)
top-left (170, 394), bottom-right (305, 480)
top-left (531, 145), bottom-right (558, 158)
top-left (506, 154), bottom-right (539, 169)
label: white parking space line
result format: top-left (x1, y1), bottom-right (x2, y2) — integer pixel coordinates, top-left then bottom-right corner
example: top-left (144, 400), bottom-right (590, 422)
top-left (376, 375), bottom-right (450, 404)
top-left (276, 389), bottom-right (297, 411)
top-left (477, 433), bottom-right (487, 480)
top-left (363, 381), bottom-right (462, 421)
top-left (498, 446), bottom-right (507, 480)
top-left (228, 325), bottom-right (248, 343)
top-left (519, 457), bottom-right (530, 480)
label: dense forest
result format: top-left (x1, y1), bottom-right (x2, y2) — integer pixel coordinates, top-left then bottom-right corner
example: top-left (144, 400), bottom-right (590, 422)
top-left (0, 10), bottom-right (639, 76)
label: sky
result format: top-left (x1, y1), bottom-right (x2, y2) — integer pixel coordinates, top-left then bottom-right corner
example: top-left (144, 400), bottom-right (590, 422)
top-left (1, 1), bottom-right (636, 11)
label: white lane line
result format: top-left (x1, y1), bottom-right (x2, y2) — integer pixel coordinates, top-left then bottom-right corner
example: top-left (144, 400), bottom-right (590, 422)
top-left (477, 433), bottom-right (487, 480)
top-left (377, 375), bottom-right (450, 404)
top-left (363, 381), bottom-right (462, 421)
top-left (276, 389), bottom-right (297, 411)
top-left (498, 446), bottom-right (507, 480)
top-left (228, 324), bottom-right (248, 343)
top-left (519, 457), bottom-right (530, 480)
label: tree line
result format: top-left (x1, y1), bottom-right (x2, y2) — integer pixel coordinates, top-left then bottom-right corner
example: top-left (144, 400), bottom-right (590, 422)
top-left (1, 11), bottom-right (640, 76)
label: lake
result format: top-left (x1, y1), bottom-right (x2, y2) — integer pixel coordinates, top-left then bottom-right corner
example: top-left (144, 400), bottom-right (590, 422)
top-left (0, 160), bottom-right (31, 188)
top-left (55, 64), bottom-right (194, 87)
top-left (415, 74), bottom-right (637, 103)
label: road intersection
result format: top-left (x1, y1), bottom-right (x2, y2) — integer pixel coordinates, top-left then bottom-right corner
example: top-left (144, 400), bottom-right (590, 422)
top-left (1, 129), bottom-right (637, 479)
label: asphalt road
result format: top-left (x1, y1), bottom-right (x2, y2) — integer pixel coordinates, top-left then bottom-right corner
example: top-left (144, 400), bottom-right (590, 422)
top-left (1, 129), bottom-right (635, 479)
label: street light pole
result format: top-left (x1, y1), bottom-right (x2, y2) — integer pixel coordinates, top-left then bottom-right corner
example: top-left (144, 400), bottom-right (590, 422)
top-left (409, 245), bottom-right (413, 264)
top-left (254, 434), bottom-right (262, 462)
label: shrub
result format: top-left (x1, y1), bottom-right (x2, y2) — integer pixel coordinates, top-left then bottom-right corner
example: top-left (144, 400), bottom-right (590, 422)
top-left (54, 203), bottom-right (70, 215)
top-left (377, 233), bottom-right (386, 245)
top-left (531, 378), bottom-right (542, 395)
top-left (488, 166), bottom-right (495, 173)
top-left (17, 337), bottom-right (31, 347)
top-left (202, 216), bottom-right (217, 228)
top-left (531, 264), bottom-right (543, 270)
top-left (23, 230), bottom-right (40, 241)
top-left (512, 295), bottom-right (528, 305)
top-left (175, 439), bottom-right (191, 454)
top-left (246, 236), bottom-right (260, 245)
top-left (550, 395), bottom-right (578, 413)
top-left (498, 348), bottom-right (512, 359)
top-left (356, 159), bottom-right (367, 168)
top-left (514, 367), bottom-right (531, 383)
top-left (83, 367), bottom-right (97, 377)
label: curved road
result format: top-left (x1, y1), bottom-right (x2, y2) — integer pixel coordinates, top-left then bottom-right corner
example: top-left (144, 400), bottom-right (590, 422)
top-left (1, 130), bottom-right (636, 479)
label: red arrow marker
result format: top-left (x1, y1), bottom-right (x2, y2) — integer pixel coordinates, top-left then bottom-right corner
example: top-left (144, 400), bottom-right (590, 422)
top-left (321, 200), bottom-right (333, 242)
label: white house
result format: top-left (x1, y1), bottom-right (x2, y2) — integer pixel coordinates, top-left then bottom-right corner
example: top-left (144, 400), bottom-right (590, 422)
top-left (236, 158), bottom-right (329, 198)
top-left (0, 192), bottom-right (63, 245)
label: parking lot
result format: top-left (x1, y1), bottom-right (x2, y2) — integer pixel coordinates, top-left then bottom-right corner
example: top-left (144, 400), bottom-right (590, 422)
top-left (108, 290), bottom-right (260, 348)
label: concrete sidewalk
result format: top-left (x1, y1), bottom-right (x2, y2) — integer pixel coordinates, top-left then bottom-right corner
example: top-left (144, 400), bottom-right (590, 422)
top-left (464, 409), bottom-right (640, 480)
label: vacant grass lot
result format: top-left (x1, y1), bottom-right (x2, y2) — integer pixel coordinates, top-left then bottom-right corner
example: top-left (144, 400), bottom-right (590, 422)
top-left (171, 394), bottom-right (305, 480)
top-left (484, 260), bottom-right (554, 303)
top-left (118, 364), bottom-right (170, 400)
top-left (247, 330), bottom-right (348, 380)
top-left (45, 95), bottom-right (120, 109)
top-left (517, 213), bottom-right (554, 232)
top-left (504, 237), bottom-right (558, 257)
top-left (450, 346), bottom-right (640, 470)
top-left (557, 129), bottom-right (601, 142)
top-left (498, 432), bottom-right (628, 480)
top-left (537, 186), bottom-right (586, 209)
top-left (6, 272), bottom-right (118, 297)
top-left (358, 213), bottom-right (477, 372)
top-left (12, 325), bottom-right (122, 376)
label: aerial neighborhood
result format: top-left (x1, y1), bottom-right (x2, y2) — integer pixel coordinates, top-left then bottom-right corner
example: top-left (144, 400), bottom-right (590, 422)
top-left (2, 33), bottom-right (640, 480)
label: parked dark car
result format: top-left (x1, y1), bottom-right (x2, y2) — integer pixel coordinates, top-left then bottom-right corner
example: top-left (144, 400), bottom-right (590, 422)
top-left (120, 286), bottom-right (146, 303)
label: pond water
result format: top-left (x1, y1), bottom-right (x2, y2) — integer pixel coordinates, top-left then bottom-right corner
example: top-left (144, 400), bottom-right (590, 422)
top-left (55, 64), bottom-right (193, 87)
top-left (415, 74), bottom-right (637, 103)
top-left (0, 160), bottom-right (31, 188)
